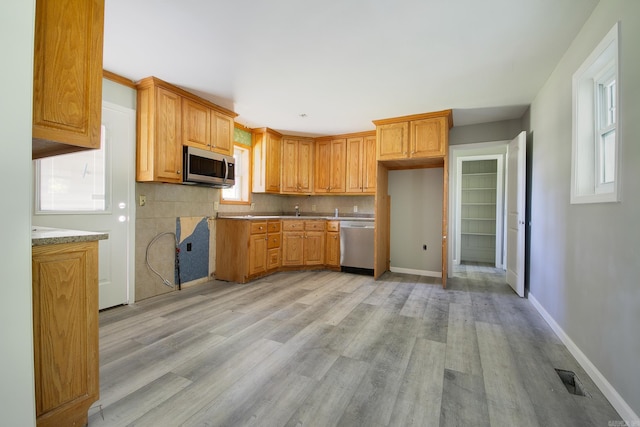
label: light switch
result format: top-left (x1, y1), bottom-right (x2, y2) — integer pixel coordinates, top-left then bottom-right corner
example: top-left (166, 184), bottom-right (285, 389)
top-left (139, 195), bottom-right (146, 206)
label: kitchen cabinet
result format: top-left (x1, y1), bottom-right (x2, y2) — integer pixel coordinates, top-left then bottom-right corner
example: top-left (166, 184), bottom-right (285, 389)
top-left (252, 128), bottom-right (282, 193)
top-left (325, 221), bottom-right (341, 268)
top-left (182, 97), bottom-right (234, 156)
top-left (32, 240), bottom-right (100, 427)
top-left (136, 80), bottom-right (183, 183)
top-left (282, 220), bottom-right (326, 267)
top-left (374, 110), bottom-right (452, 165)
top-left (373, 109), bottom-right (453, 288)
top-left (345, 133), bottom-right (377, 194)
top-left (281, 138), bottom-right (314, 194)
top-left (32, 0), bottom-right (105, 159)
top-left (216, 219), bottom-right (281, 283)
top-left (136, 76), bottom-right (237, 184)
top-left (314, 138), bottom-right (346, 193)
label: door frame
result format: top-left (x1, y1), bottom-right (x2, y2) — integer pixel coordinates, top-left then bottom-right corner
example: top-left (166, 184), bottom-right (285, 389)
top-left (455, 154), bottom-right (504, 267)
top-left (448, 140), bottom-right (508, 276)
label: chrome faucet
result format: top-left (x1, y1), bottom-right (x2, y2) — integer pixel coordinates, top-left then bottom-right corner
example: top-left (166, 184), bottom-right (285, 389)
top-left (295, 205), bottom-right (300, 217)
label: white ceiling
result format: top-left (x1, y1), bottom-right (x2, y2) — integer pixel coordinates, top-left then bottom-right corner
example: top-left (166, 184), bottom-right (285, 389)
top-left (103, 0), bottom-right (599, 136)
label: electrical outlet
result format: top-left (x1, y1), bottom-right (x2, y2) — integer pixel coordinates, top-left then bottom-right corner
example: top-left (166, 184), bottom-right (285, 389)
top-left (139, 195), bottom-right (146, 206)
top-left (250, 203), bottom-right (256, 211)
top-left (353, 205), bottom-right (358, 213)
top-left (311, 204), bottom-right (316, 212)
top-left (214, 201), bottom-right (219, 210)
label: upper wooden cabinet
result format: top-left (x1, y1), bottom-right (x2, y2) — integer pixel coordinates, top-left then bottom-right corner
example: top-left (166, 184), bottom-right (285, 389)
top-left (315, 138), bottom-right (346, 193)
top-left (32, 0), bottom-right (105, 159)
top-left (281, 137), bottom-right (314, 194)
top-left (182, 95), bottom-right (234, 156)
top-left (252, 128), bottom-right (282, 194)
top-left (345, 133), bottom-right (377, 194)
top-left (136, 81), bottom-right (183, 183)
top-left (136, 76), bottom-right (237, 183)
top-left (374, 110), bottom-right (453, 166)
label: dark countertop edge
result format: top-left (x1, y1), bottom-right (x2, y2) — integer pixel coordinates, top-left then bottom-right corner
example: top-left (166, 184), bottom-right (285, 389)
top-left (32, 227), bottom-right (109, 247)
top-left (217, 213), bottom-right (374, 221)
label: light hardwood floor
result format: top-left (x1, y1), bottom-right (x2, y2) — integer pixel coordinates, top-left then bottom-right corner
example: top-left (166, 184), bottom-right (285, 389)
top-left (90, 266), bottom-right (621, 426)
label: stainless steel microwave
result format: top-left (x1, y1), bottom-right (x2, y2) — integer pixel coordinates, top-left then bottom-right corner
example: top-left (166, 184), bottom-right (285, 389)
top-left (183, 146), bottom-right (235, 188)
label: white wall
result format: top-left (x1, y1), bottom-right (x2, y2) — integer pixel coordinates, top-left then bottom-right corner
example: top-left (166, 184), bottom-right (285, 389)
top-left (528, 0), bottom-right (640, 420)
top-left (389, 168), bottom-right (443, 275)
top-left (0, 0), bottom-right (36, 425)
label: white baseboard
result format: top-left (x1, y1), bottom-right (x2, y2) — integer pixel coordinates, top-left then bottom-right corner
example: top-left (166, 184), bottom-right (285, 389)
top-left (529, 293), bottom-right (639, 425)
top-left (389, 267), bottom-right (441, 278)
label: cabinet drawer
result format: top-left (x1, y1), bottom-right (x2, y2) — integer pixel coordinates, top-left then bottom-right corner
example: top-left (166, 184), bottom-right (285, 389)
top-left (305, 221), bottom-right (326, 231)
top-left (283, 220), bottom-right (304, 231)
top-left (250, 221), bottom-right (268, 234)
top-left (267, 221), bottom-right (281, 233)
top-left (326, 221), bottom-right (340, 232)
top-left (267, 233), bottom-right (281, 249)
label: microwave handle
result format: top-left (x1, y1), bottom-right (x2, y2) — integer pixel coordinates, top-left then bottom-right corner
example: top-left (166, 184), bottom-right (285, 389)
top-left (223, 158), bottom-right (229, 183)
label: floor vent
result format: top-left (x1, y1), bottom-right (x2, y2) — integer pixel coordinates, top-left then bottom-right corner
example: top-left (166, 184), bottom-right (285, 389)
top-left (555, 369), bottom-right (590, 397)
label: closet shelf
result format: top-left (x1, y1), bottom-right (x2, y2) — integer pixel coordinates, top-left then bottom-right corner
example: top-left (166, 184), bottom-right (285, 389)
top-left (462, 187), bottom-right (497, 191)
top-left (462, 217), bottom-right (496, 221)
top-left (461, 232), bottom-right (496, 236)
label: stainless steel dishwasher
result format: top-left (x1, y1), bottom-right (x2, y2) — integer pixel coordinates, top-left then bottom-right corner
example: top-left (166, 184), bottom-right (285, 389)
top-left (340, 220), bottom-right (375, 275)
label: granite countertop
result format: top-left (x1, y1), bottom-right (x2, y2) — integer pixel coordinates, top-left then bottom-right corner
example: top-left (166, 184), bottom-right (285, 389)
top-left (32, 226), bottom-right (109, 246)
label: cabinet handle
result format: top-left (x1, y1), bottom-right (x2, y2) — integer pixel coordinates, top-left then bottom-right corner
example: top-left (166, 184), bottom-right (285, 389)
top-left (177, 170), bottom-right (181, 174)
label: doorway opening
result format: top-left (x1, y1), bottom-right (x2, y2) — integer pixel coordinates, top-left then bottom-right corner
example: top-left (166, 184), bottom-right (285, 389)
top-left (449, 141), bottom-right (508, 280)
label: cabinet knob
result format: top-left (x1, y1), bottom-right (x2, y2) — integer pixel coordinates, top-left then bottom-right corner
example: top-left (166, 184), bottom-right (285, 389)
top-left (177, 170), bottom-right (181, 174)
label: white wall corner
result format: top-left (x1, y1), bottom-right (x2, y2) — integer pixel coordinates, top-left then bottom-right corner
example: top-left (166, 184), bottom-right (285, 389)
top-left (529, 294), bottom-right (639, 425)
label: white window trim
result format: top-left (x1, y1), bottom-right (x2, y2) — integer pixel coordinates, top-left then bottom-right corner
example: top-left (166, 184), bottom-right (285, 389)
top-left (571, 22), bottom-right (620, 204)
top-left (221, 144), bottom-right (251, 204)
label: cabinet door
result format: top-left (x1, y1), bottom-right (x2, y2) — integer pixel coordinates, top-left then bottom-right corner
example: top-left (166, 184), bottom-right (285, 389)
top-left (363, 135), bottom-right (377, 193)
top-left (282, 231), bottom-right (304, 266)
top-left (410, 117), bottom-right (447, 158)
top-left (281, 139), bottom-right (299, 193)
top-left (265, 133), bottom-right (282, 192)
top-left (249, 233), bottom-right (267, 275)
top-left (32, 0), bottom-right (104, 157)
top-left (298, 140), bottom-right (314, 193)
top-left (325, 231), bottom-right (340, 267)
top-left (377, 122), bottom-right (408, 160)
top-left (314, 140), bottom-right (331, 193)
top-left (212, 112), bottom-right (234, 156)
top-left (329, 138), bottom-right (347, 192)
top-left (345, 137), bottom-right (363, 193)
top-left (155, 87), bottom-right (183, 182)
top-left (32, 242), bottom-right (99, 426)
top-left (182, 98), bottom-right (210, 149)
top-left (304, 231), bottom-right (325, 265)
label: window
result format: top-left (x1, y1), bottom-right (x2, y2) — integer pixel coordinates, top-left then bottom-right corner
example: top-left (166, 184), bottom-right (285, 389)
top-left (222, 144), bottom-right (250, 204)
top-left (571, 22), bottom-right (620, 204)
top-left (35, 125), bottom-right (108, 212)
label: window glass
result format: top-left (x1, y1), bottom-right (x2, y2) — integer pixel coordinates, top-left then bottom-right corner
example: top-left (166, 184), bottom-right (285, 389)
top-left (36, 125), bottom-right (108, 212)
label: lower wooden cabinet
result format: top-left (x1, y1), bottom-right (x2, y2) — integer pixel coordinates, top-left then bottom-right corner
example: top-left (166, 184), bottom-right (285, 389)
top-left (325, 221), bottom-right (341, 267)
top-left (216, 218), bottom-right (339, 283)
top-left (32, 241), bottom-right (100, 427)
top-left (217, 219), bottom-right (281, 283)
top-left (282, 220), bottom-right (326, 267)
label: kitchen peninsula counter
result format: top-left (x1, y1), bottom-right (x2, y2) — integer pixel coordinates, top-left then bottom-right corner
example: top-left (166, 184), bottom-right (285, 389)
top-left (32, 226), bottom-right (108, 246)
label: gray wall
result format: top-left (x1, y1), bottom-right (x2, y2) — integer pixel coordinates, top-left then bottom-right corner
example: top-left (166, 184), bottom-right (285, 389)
top-left (528, 0), bottom-right (640, 417)
top-left (1, 1), bottom-right (36, 425)
top-left (389, 168), bottom-right (443, 273)
top-left (450, 118), bottom-right (522, 145)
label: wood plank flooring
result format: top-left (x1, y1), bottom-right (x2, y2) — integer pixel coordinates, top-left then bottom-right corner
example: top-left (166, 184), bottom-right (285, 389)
top-left (90, 266), bottom-right (622, 426)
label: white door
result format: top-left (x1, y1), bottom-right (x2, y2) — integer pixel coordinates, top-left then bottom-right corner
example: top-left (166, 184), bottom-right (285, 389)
top-left (506, 131), bottom-right (526, 297)
top-left (33, 102), bottom-right (136, 309)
